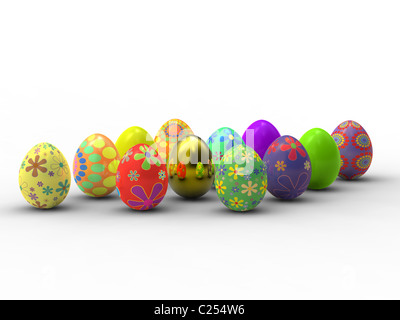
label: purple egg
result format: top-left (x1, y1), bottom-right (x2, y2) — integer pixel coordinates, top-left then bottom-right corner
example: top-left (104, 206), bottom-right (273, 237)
top-left (331, 120), bottom-right (373, 180)
top-left (263, 135), bottom-right (311, 199)
top-left (242, 120), bottom-right (280, 160)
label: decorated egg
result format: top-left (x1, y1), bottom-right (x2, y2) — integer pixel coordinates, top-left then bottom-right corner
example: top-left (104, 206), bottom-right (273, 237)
top-left (331, 120), bottom-right (373, 180)
top-left (115, 126), bottom-right (156, 158)
top-left (168, 135), bottom-right (215, 199)
top-left (116, 144), bottom-right (168, 211)
top-left (215, 145), bottom-right (268, 212)
top-left (154, 119), bottom-right (194, 165)
top-left (73, 133), bottom-right (120, 197)
top-left (242, 120), bottom-right (281, 160)
top-left (19, 143), bottom-right (71, 209)
top-left (300, 128), bottom-right (341, 189)
top-left (207, 127), bottom-right (244, 187)
top-left (207, 127), bottom-right (244, 164)
top-left (263, 135), bottom-right (311, 199)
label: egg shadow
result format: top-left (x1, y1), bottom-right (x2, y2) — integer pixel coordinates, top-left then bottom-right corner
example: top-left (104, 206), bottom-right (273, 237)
top-left (70, 192), bottom-right (121, 202)
top-left (335, 175), bottom-right (388, 184)
top-left (306, 185), bottom-right (340, 193)
top-left (11, 202), bottom-right (77, 215)
top-left (112, 202), bottom-right (178, 216)
top-left (213, 204), bottom-right (266, 216)
top-left (266, 194), bottom-right (319, 204)
top-left (259, 193), bottom-right (322, 215)
top-left (167, 193), bottom-right (218, 204)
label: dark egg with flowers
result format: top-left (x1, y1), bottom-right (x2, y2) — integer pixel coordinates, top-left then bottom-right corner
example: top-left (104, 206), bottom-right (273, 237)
top-left (263, 135), bottom-right (311, 199)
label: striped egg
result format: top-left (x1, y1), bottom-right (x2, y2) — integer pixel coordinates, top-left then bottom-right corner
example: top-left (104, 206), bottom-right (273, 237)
top-left (73, 133), bottom-right (120, 197)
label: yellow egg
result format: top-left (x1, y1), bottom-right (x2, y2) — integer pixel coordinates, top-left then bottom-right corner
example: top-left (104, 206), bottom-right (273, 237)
top-left (19, 143), bottom-right (71, 209)
top-left (115, 126), bottom-right (156, 158)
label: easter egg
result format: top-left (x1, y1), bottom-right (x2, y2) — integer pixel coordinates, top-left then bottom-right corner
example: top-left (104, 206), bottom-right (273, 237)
top-left (19, 143), bottom-right (71, 209)
top-left (207, 127), bottom-right (244, 164)
top-left (300, 128), bottom-right (341, 190)
top-left (207, 127), bottom-right (244, 187)
top-left (215, 145), bottom-right (268, 212)
top-left (242, 120), bottom-right (281, 160)
top-left (73, 133), bottom-right (120, 197)
top-left (331, 120), bottom-right (373, 180)
top-left (116, 144), bottom-right (168, 211)
top-left (115, 126), bottom-right (156, 158)
top-left (168, 135), bottom-right (215, 199)
top-left (263, 136), bottom-right (311, 199)
top-left (154, 119), bottom-right (194, 165)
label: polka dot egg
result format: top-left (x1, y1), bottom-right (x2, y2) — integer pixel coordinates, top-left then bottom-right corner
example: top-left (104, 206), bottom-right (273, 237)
top-left (73, 133), bottom-right (121, 197)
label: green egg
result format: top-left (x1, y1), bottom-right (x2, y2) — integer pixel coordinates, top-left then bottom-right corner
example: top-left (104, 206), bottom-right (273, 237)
top-left (300, 128), bottom-right (341, 190)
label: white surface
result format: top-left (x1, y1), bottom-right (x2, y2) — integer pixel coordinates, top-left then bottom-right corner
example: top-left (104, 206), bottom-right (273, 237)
top-left (1, 1), bottom-right (399, 300)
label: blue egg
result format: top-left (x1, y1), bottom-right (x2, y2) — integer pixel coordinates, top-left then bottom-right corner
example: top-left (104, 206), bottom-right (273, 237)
top-left (207, 127), bottom-right (243, 164)
top-left (207, 127), bottom-right (244, 187)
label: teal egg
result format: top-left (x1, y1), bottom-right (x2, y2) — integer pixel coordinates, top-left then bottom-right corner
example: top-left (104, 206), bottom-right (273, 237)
top-left (207, 127), bottom-right (244, 187)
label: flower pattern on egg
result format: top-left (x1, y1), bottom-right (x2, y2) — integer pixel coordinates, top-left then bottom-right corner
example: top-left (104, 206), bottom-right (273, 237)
top-left (19, 143), bottom-right (71, 209)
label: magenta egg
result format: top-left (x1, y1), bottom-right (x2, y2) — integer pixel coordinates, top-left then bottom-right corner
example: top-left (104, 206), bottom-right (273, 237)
top-left (242, 120), bottom-right (280, 160)
top-left (331, 120), bottom-right (373, 180)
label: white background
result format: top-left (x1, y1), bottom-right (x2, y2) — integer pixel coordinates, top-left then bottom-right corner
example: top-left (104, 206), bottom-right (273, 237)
top-left (1, 1), bottom-right (399, 300)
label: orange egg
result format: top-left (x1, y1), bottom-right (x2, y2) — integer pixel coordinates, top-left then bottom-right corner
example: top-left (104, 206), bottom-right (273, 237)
top-left (154, 119), bottom-right (193, 165)
top-left (73, 133), bottom-right (120, 197)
